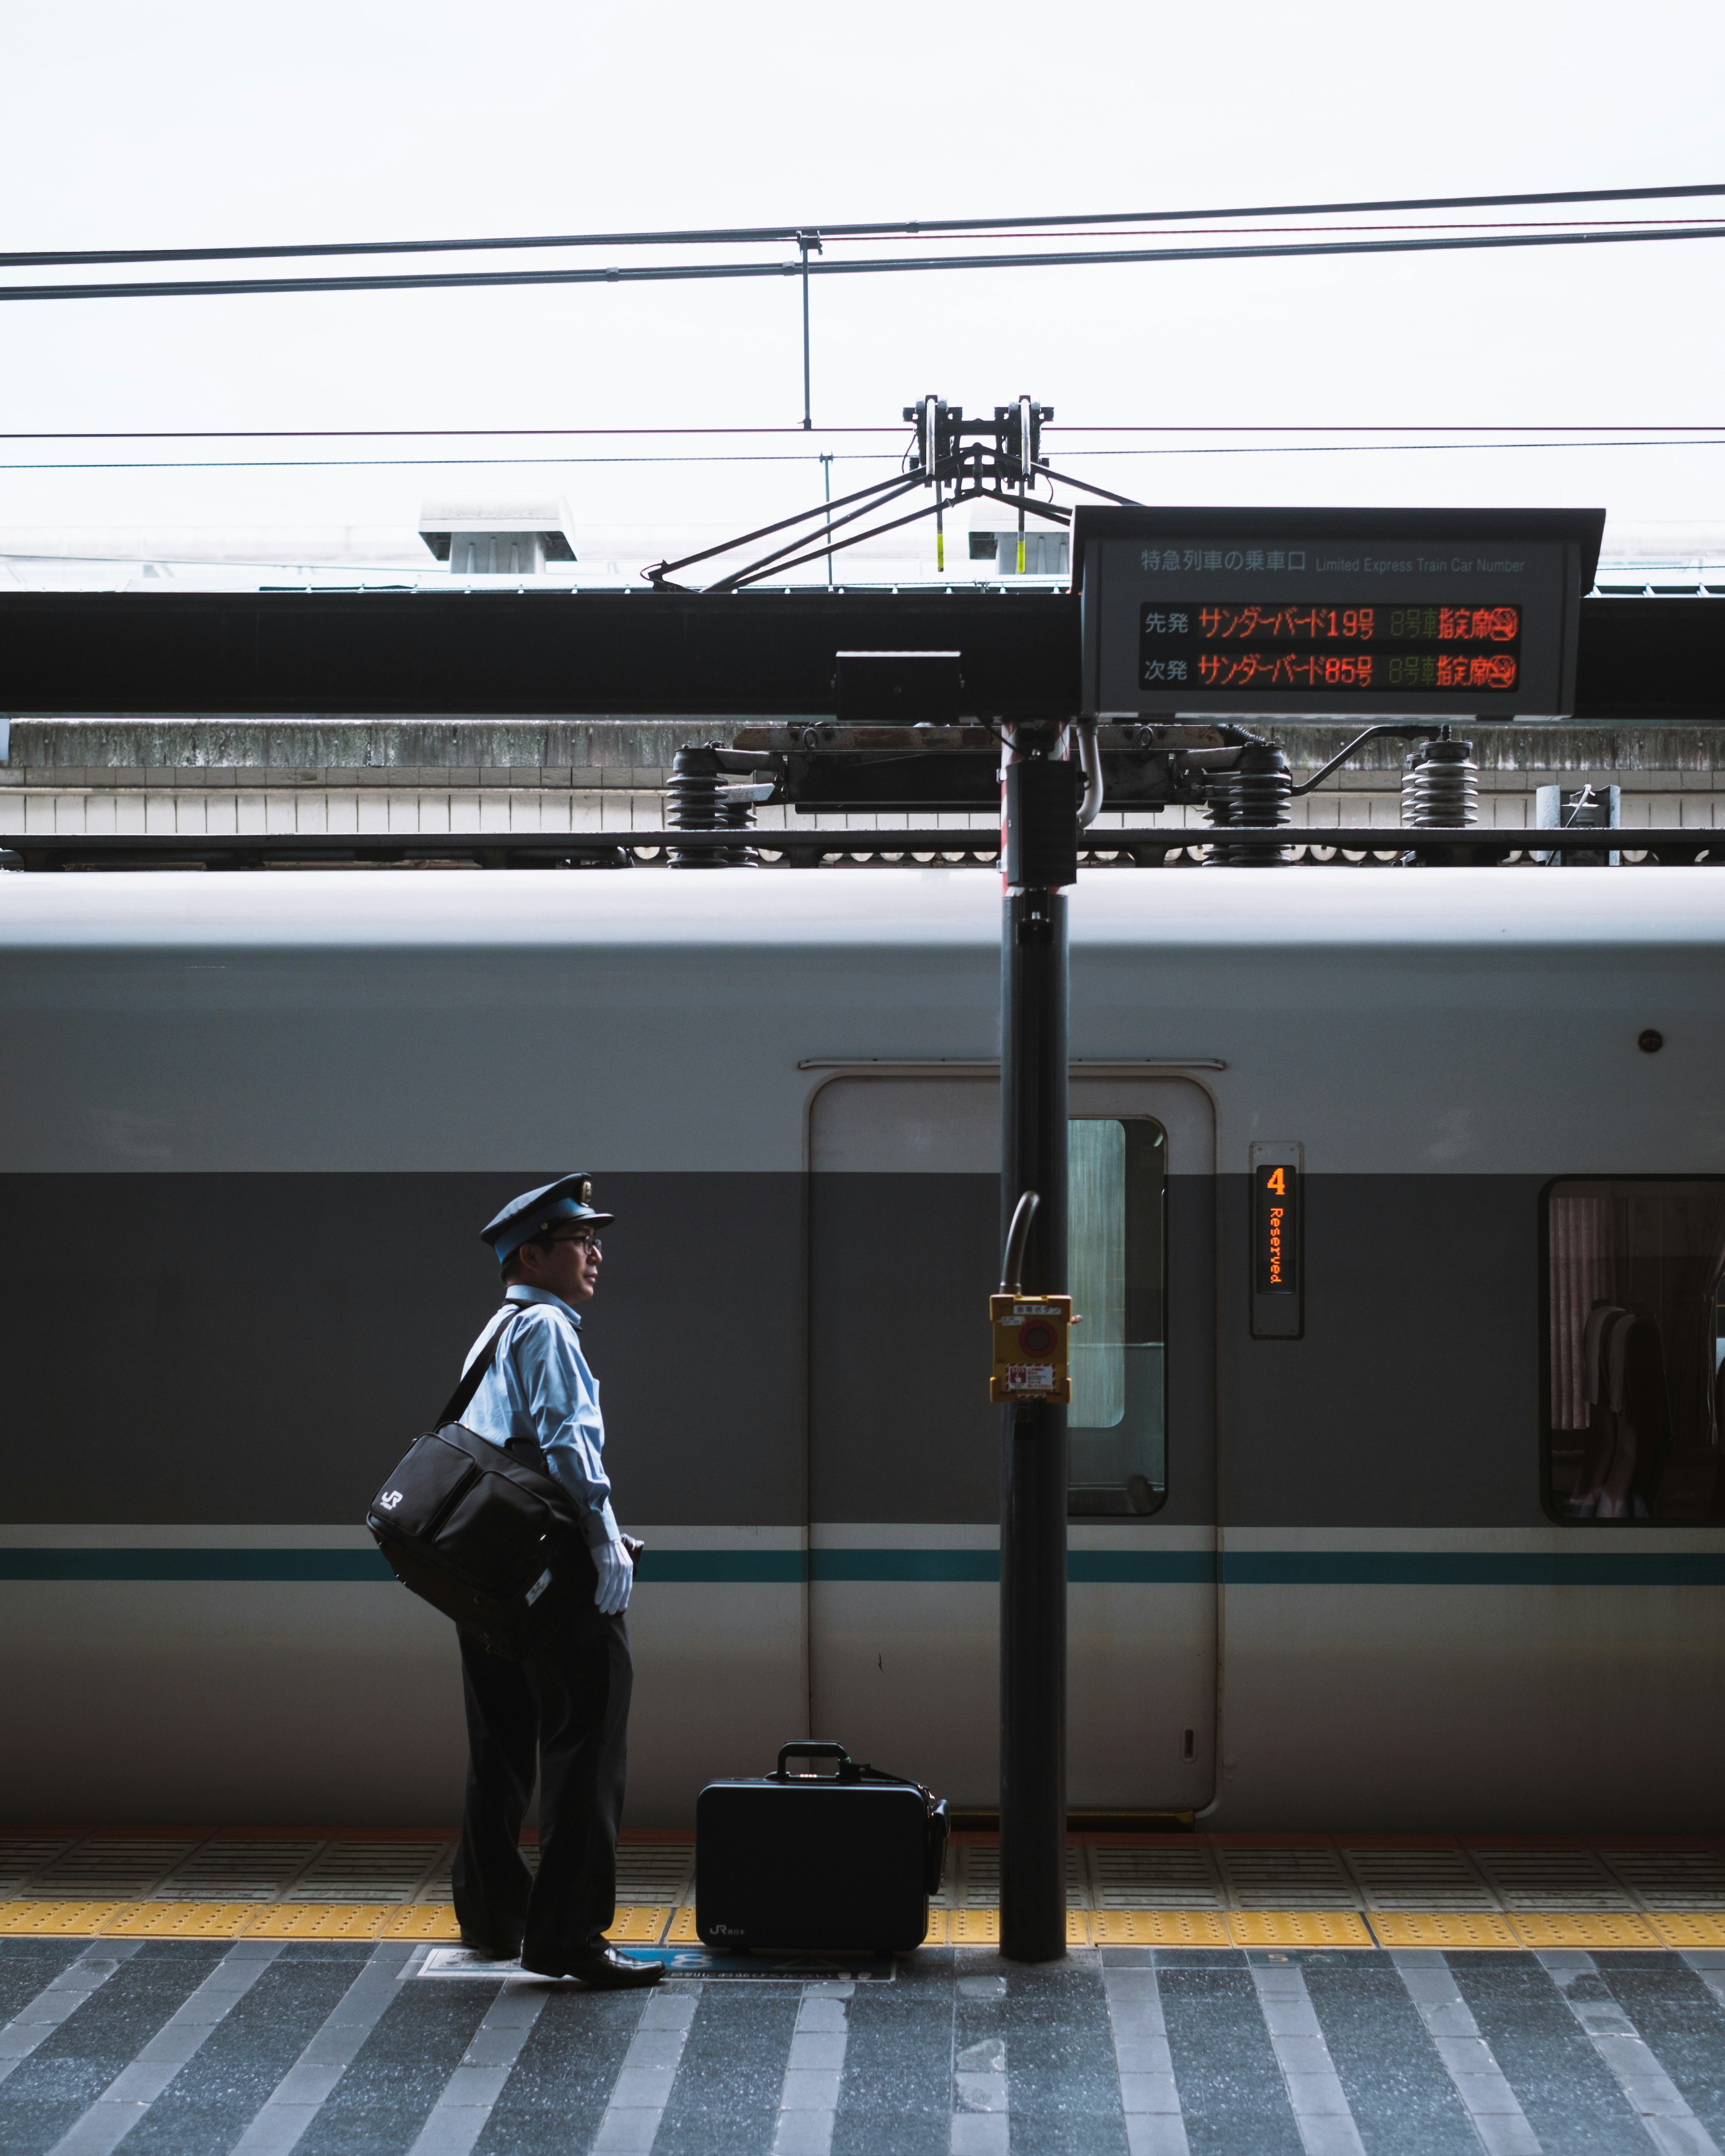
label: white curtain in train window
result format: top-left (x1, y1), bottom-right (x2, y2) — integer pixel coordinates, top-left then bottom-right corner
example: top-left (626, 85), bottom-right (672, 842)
top-left (1548, 1189), bottom-right (1614, 1431)
top-left (1068, 1119), bottom-right (1126, 1428)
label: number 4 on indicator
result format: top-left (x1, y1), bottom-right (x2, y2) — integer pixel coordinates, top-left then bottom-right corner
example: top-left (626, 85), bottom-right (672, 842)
top-left (1265, 1167), bottom-right (1287, 1195)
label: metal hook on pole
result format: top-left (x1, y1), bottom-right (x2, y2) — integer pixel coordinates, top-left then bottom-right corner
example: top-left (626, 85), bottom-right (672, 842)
top-left (1000, 1189), bottom-right (1041, 1294)
top-left (1074, 720), bottom-right (1104, 828)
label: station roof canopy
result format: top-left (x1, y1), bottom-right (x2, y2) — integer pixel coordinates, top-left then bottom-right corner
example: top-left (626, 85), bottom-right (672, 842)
top-left (0, 587), bottom-right (1718, 724)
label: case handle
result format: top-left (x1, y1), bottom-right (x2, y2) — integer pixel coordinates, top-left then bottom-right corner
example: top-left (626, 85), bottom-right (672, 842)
top-left (775, 1741), bottom-right (859, 1782)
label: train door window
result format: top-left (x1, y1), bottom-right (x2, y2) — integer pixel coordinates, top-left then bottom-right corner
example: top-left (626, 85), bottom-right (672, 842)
top-left (1545, 1178), bottom-right (1725, 1522)
top-left (1068, 1117), bottom-right (1167, 1517)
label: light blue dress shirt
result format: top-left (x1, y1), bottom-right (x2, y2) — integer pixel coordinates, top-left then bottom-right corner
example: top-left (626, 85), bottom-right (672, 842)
top-left (460, 1284), bottom-right (618, 1550)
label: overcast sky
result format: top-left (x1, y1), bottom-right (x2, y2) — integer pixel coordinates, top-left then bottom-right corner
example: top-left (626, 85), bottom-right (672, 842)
top-left (4, 0), bottom-right (1723, 568)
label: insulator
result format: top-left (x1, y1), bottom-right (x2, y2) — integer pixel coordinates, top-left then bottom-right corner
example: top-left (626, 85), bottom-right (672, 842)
top-left (667, 745), bottom-right (757, 868)
top-left (1401, 751), bottom-right (1425, 830)
top-left (1207, 744), bottom-right (1291, 865)
top-left (1408, 739), bottom-right (1477, 830)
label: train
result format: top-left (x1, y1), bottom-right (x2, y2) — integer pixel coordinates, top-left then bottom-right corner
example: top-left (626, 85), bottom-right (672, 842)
top-left (1, 863), bottom-right (1721, 1832)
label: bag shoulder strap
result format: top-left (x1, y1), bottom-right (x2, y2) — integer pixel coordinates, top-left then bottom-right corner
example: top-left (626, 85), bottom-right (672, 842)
top-left (435, 1304), bottom-right (519, 1430)
top-left (853, 1758), bottom-right (938, 1812)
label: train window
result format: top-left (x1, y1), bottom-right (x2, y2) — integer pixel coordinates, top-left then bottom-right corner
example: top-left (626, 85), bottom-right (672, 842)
top-left (1545, 1178), bottom-right (1725, 1522)
top-left (1068, 1117), bottom-right (1167, 1517)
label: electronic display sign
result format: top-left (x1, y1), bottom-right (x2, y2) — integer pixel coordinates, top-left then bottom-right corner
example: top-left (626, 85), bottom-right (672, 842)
top-left (1250, 1142), bottom-right (1303, 1341)
top-left (1077, 507), bottom-right (1603, 719)
top-left (1254, 1162), bottom-right (1298, 1299)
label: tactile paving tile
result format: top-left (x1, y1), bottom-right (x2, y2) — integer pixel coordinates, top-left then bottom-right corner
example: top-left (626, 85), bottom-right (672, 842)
top-left (1649, 1913), bottom-right (1725, 1949)
top-left (243, 1904), bottom-right (394, 1939)
top-left (1088, 1844), bottom-right (1226, 1910)
top-left (0, 1840), bottom-right (74, 1892)
top-left (1089, 1909), bottom-right (1232, 1945)
top-left (382, 1905), bottom-right (462, 1940)
top-left (666, 1907), bottom-right (700, 1944)
top-left (615, 1847), bottom-right (694, 1904)
top-left (931, 1843), bottom-right (1086, 1910)
top-left (605, 1906), bottom-right (671, 1944)
top-left (948, 1908), bottom-right (1000, 1945)
top-left (1217, 1847), bottom-right (1359, 1909)
top-left (1511, 1911), bottom-right (1662, 1949)
top-left (23, 1840), bottom-right (195, 1899)
top-left (101, 1902), bottom-right (256, 1938)
top-left (1601, 1849), bottom-right (1725, 1910)
top-left (1341, 1847), bottom-right (1496, 1911)
top-left (1228, 1910), bottom-right (1374, 1947)
top-left (285, 1842), bottom-right (448, 1902)
top-left (0, 1900), bottom-right (124, 1934)
top-left (154, 1842), bottom-right (324, 1902)
top-left (1367, 1912), bottom-right (1522, 1949)
top-left (1471, 1849), bottom-right (1634, 1911)
top-left (416, 1847), bottom-right (456, 1904)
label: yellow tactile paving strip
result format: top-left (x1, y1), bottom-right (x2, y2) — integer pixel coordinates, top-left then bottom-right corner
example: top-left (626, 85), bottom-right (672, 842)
top-left (1, 1897), bottom-right (1717, 1949)
top-left (1510, 1912), bottom-right (1665, 1950)
top-left (606, 1905), bottom-right (674, 1944)
top-left (1368, 1912), bottom-right (1522, 1949)
top-left (4, 1833), bottom-right (1723, 1949)
top-left (1090, 1910), bottom-right (1232, 1946)
top-left (103, 1903), bottom-right (267, 1938)
top-left (1650, 1913), bottom-right (1725, 1949)
top-left (0, 1902), bottom-right (127, 1935)
top-left (248, 1905), bottom-right (411, 1940)
top-left (1228, 1911), bottom-right (1375, 1948)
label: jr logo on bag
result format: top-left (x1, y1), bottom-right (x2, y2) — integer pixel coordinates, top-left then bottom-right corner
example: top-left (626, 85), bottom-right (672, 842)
top-left (378, 1491), bottom-right (403, 1511)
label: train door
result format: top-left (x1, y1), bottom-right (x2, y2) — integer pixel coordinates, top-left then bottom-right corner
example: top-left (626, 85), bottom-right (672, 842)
top-left (806, 1071), bottom-right (1217, 1812)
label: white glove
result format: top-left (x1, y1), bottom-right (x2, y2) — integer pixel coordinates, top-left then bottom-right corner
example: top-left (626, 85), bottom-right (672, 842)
top-left (593, 1534), bottom-right (633, 1616)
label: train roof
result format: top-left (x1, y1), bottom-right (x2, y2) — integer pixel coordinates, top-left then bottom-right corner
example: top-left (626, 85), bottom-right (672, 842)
top-left (2, 864), bottom-right (1724, 955)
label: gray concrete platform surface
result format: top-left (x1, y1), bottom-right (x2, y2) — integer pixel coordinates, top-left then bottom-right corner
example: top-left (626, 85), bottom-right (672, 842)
top-left (6, 1939), bottom-right (1725, 2156)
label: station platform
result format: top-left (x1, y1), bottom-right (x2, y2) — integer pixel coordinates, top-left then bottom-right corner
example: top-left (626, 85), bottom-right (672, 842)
top-left (4, 1831), bottom-right (1725, 2155)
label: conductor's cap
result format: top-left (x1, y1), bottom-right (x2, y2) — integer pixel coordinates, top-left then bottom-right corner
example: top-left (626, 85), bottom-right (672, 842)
top-left (481, 1175), bottom-right (615, 1266)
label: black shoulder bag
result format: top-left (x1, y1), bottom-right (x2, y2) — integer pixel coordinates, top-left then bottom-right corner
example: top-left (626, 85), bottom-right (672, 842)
top-left (366, 1309), bottom-right (598, 1658)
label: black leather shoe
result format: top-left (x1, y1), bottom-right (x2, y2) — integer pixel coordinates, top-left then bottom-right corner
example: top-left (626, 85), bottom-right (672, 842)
top-left (522, 1945), bottom-right (664, 1988)
top-left (459, 1934), bottom-right (521, 1963)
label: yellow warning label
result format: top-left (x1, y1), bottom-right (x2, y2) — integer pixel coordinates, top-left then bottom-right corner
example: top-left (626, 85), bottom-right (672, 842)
top-left (990, 1294), bottom-right (1074, 1405)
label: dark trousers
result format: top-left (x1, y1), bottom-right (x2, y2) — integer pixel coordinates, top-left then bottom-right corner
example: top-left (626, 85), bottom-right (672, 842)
top-left (451, 1612), bottom-right (632, 1970)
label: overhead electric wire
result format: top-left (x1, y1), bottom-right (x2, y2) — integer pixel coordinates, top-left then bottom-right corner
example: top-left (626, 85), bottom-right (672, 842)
top-left (3, 437), bottom-right (1719, 474)
top-left (0, 424), bottom-right (1718, 442)
top-left (4, 221), bottom-right (1721, 303)
top-left (3, 181), bottom-right (1721, 269)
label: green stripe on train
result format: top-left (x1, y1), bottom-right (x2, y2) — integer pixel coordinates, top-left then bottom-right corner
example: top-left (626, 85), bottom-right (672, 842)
top-left (1222, 1552), bottom-right (1725, 1586)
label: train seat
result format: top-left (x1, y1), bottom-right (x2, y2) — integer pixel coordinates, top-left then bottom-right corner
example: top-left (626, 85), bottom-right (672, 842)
top-left (1650, 1350), bottom-right (1725, 1521)
top-left (1573, 1301), bottom-right (1672, 1518)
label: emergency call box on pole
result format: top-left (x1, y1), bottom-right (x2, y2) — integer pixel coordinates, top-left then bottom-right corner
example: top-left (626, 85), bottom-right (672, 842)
top-left (990, 1294), bottom-right (1074, 1404)
top-left (1075, 506), bottom-right (1604, 720)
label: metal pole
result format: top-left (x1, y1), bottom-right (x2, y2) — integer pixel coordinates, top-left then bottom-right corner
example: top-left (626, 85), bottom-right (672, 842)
top-left (821, 453), bottom-right (833, 588)
top-left (999, 746), bottom-right (1070, 1964)
top-left (797, 233), bottom-right (817, 429)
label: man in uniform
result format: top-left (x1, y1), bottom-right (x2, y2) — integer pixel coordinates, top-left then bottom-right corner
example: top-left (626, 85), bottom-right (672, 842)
top-left (450, 1174), bottom-right (662, 1988)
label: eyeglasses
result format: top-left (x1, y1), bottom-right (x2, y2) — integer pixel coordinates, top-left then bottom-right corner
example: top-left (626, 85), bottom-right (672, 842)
top-left (548, 1231), bottom-right (602, 1255)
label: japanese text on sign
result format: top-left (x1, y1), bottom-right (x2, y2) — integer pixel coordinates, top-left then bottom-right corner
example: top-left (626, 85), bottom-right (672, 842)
top-left (1141, 600), bottom-right (1522, 697)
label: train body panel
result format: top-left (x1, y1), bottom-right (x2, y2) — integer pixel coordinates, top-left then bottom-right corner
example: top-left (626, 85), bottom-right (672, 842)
top-left (0, 867), bottom-right (1721, 1176)
top-left (1, 867), bottom-right (1721, 1828)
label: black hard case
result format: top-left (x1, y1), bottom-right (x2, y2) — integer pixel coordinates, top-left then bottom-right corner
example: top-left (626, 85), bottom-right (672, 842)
top-left (695, 1743), bottom-right (947, 1953)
